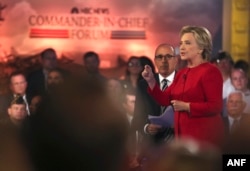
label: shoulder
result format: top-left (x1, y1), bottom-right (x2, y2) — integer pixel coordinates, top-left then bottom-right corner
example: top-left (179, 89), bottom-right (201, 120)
top-left (201, 62), bottom-right (220, 73)
top-left (194, 63), bottom-right (221, 78)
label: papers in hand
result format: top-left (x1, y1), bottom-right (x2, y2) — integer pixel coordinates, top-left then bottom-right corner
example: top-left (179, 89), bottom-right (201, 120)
top-left (148, 106), bottom-right (174, 127)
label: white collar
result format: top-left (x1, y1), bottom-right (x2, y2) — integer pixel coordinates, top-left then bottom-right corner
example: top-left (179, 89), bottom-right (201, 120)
top-left (228, 115), bottom-right (241, 126)
top-left (158, 71), bottom-right (175, 86)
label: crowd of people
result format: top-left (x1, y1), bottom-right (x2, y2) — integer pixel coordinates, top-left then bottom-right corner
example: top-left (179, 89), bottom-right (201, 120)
top-left (0, 25), bottom-right (249, 171)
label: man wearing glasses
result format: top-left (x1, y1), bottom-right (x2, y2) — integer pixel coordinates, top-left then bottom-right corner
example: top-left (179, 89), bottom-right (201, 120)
top-left (132, 44), bottom-right (178, 149)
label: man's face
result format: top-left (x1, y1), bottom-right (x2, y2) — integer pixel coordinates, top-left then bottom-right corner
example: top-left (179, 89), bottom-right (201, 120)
top-left (227, 92), bottom-right (246, 118)
top-left (47, 71), bottom-right (64, 86)
top-left (216, 58), bottom-right (232, 75)
top-left (154, 46), bottom-right (178, 77)
top-left (8, 104), bottom-right (27, 120)
top-left (123, 94), bottom-right (136, 116)
top-left (42, 51), bottom-right (58, 70)
top-left (84, 56), bottom-right (99, 73)
top-left (106, 79), bottom-right (123, 97)
top-left (10, 75), bottom-right (27, 95)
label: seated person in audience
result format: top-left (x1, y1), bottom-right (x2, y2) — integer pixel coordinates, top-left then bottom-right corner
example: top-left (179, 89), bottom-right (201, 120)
top-left (234, 59), bottom-right (250, 89)
top-left (46, 68), bottom-right (66, 92)
top-left (215, 51), bottom-right (235, 99)
top-left (27, 48), bottom-right (68, 96)
top-left (7, 96), bottom-right (28, 127)
top-left (106, 78), bottom-right (124, 108)
top-left (120, 56), bottom-right (143, 93)
top-left (215, 51), bottom-right (235, 117)
top-left (224, 91), bottom-right (246, 135)
top-left (82, 51), bottom-right (107, 82)
top-left (122, 89), bottom-right (140, 170)
top-left (122, 89), bottom-right (136, 126)
top-left (224, 96), bottom-right (250, 154)
top-left (0, 71), bottom-right (32, 118)
top-left (231, 61), bottom-right (250, 114)
top-left (29, 95), bottom-right (42, 115)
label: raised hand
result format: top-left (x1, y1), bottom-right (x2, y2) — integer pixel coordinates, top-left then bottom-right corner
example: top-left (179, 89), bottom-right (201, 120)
top-left (142, 65), bottom-right (156, 89)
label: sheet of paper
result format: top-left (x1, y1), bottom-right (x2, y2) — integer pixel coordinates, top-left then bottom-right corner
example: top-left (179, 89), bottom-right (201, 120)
top-left (148, 105), bottom-right (174, 127)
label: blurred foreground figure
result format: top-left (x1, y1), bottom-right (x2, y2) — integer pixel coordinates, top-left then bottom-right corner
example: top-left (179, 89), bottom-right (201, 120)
top-left (22, 75), bottom-right (129, 171)
top-left (144, 138), bottom-right (221, 171)
top-left (0, 123), bottom-right (33, 171)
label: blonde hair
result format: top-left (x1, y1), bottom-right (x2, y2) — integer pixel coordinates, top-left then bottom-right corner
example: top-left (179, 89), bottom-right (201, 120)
top-left (180, 26), bottom-right (212, 61)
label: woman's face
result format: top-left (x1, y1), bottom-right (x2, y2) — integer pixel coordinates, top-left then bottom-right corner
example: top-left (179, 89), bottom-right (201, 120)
top-left (127, 58), bottom-right (143, 75)
top-left (179, 33), bottom-right (202, 61)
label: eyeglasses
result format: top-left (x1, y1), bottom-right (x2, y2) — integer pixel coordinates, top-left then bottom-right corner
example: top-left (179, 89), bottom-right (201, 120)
top-left (155, 54), bottom-right (175, 61)
top-left (128, 62), bottom-right (141, 67)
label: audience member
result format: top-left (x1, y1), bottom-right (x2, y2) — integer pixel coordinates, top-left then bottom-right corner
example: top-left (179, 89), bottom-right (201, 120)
top-left (215, 51), bottom-right (235, 99)
top-left (224, 91), bottom-right (246, 135)
top-left (46, 68), bottom-right (67, 95)
top-left (121, 56), bottom-right (143, 92)
top-left (7, 95), bottom-right (28, 127)
top-left (27, 48), bottom-right (58, 96)
top-left (133, 44), bottom-right (177, 146)
top-left (142, 26), bottom-right (224, 148)
top-left (106, 78), bottom-right (124, 108)
top-left (122, 89), bottom-right (136, 127)
top-left (0, 71), bottom-right (31, 118)
top-left (82, 51), bottom-right (107, 82)
top-left (230, 67), bottom-right (250, 114)
top-left (29, 95), bottom-right (42, 115)
top-left (122, 89), bottom-right (140, 170)
top-left (234, 59), bottom-right (249, 74)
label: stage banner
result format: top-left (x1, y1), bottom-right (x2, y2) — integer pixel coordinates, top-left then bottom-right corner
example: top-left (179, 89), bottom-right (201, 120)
top-left (0, 0), bottom-right (222, 67)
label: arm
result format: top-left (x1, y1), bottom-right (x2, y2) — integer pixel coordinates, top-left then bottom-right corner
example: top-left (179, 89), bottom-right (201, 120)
top-left (141, 65), bottom-right (171, 106)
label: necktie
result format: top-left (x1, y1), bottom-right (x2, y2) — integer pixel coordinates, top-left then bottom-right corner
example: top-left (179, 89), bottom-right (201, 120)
top-left (161, 79), bottom-right (168, 114)
top-left (231, 119), bottom-right (240, 133)
top-left (160, 79), bottom-right (174, 143)
top-left (23, 95), bottom-right (30, 115)
top-left (161, 79), bottom-right (168, 91)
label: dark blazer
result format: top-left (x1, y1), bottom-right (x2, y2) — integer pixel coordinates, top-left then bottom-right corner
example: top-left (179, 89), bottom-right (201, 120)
top-left (223, 115), bottom-right (246, 137)
top-left (27, 68), bottom-right (46, 96)
top-left (223, 117), bottom-right (230, 136)
top-left (27, 68), bottom-right (70, 96)
top-left (132, 73), bottom-right (174, 145)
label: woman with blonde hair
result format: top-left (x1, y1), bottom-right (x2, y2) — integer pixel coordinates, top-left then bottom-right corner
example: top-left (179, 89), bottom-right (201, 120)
top-left (142, 26), bottom-right (224, 148)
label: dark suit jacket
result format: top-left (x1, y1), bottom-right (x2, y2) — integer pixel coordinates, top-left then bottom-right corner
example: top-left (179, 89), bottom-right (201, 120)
top-left (27, 68), bottom-right (46, 96)
top-left (223, 115), bottom-right (246, 137)
top-left (27, 68), bottom-right (70, 96)
top-left (132, 73), bottom-right (174, 145)
top-left (223, 117), bottom-right (230, 136)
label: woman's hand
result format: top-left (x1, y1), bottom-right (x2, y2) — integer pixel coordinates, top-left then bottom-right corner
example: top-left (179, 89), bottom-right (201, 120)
top-left (142, 65), bottom-right (156, 89)
top-left (171, 100), bottom-right (190, 112)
